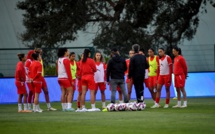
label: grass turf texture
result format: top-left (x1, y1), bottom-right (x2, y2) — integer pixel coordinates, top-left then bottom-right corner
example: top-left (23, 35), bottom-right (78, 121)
top-left (0, 98), bottom-right (214, 134)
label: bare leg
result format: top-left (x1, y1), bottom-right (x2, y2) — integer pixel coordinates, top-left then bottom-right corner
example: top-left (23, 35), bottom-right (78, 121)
top-left (181, 87), bottom-right (187, 101)
top-left (127, 82), bottom-right (132, 101)
top-left (43, 87), bottom-right (50, 103)
top-left (90, 89), bottom-right (95, 104)
top-left (81, 86), bottom-right (87, 107)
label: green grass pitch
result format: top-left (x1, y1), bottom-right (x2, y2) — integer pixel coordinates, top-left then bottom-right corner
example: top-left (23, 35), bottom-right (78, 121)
top-left (0, 98), bottom-right (214, 134)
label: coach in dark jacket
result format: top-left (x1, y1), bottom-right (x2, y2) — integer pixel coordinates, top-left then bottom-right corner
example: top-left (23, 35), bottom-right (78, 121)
top-left (107, 48), bottom-right (128, 104)
top-left (128, 44), bottom-right (149, 103)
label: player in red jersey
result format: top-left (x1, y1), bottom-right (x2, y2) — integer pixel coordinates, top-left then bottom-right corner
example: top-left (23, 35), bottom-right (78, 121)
top-left (172, 47), bottom-right (188, 108)
top-left (57, 48), bottom-right (74, 112)
top-left (93, 51), bottom-right (107, 109)
top-left (15, 54), bottom-right (32, 113)
top-left (68, 52), bottom-right (77, 109)
top-left (148, 48), bottom-right (159, 104)
top-left (125, 50), bottom-right (134, 101)
top-left (151, 48), bottom-right (172, 108)
top-left (28, 53), bottom-right (43, 112)
top-left (35, 48), bottom-right (56, 111)
top-left (76, 54), bottom-right (83, 110)
top-left (78, 49), bottom-right (100, 112)
top-left (25, 50), bottom-right (35, 110)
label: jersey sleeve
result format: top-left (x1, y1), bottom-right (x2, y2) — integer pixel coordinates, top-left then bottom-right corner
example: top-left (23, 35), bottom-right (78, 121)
top-left (90, 59), bottom-right (97, 73)
top-left (167, 56), bottom-right (172, 65)
top-left (181, 57), bottom-right (188, 76)
top-left (63, 58), bottom-right (72, 82)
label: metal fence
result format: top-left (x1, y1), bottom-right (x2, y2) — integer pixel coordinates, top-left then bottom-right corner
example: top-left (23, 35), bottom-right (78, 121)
top-left (0, 47), bottom-right (95, 77)
top-left (0, 45), bottom-right (214, 77)
top-left (180, 44), bottom-right (215, 72)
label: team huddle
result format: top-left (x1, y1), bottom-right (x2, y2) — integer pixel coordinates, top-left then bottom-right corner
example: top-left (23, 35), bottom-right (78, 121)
top-left (15, 44), bottom-right (188, 113)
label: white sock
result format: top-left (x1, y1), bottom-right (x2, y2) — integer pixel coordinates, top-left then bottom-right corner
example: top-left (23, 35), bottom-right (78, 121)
top-left (33, 104), bottom-right (36, 111)
top-left (35, 105), bottom-right (39, 111)
top-left (102, 102), bottom-right (106, 107)
top-left (119, 101), bottom-right (123, 104)
top-left (28, 103), bottom-right (31, 109)
top-left (82, 105), bottom-right (85, 109)
top-left (18, 103), bottom-right (22, 111)
top-left (67, 103), bottom-right (72, 109)
top-left (183, 101), bottom-right (187, 106)
top-left (47, 103), bottom-right (51, 108)
top-left (61, 103), bottom-right (65, 110)
top-left (91, 104), bottom-right (95, 109)
top-left (177, 101), bottom-right (181, 106)
top-left (24, 103), bottom-right (28, 111)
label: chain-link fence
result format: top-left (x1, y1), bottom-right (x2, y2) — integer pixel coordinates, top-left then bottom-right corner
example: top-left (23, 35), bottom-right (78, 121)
top-left (0, 47), bottom-right (95, 77)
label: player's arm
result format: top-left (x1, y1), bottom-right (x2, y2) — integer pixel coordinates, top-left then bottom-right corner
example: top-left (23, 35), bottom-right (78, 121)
top-left (91, 60), bottom-right (97, 73)
top-left (64, 59), bottom-right (72, 83)
top-left (103, 63), bottom-right (107, 82)
top-left (168, 57), bottom-right (173, 81)
top-left (181, 57), bottom-right (188, 77)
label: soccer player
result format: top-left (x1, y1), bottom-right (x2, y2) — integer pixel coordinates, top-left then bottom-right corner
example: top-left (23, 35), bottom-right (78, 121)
top-left (28, 53), bottom-right (43, 112)
top-left (172, 47), bottom-right (188, 108)
top-left (35, 48), bottom-right (56, 111)
top-left (25, 50), bottom-right (35, 110)
top-left (151, 48), bottom-right (172, 108)
top-left (69, 52), bottom-right (77, 108)
top-left (79, 49), bottom-right (100, 112)
top-left (57, 48), bottom-right (74, 111)
top-left (128, 44), bottom-right (149, 103)
top-left (15, 53), bottom-right (32, 113)
top-left (125, 50), bottom-right (134, 101)
top-left (107, 48), bottom-right (128, 104)
top-left (93, 51), bottom-right (107, 109)
top-left (148, 48), bottom-right (159, 104)
top-left (76, 54), bottom-right (83, 110)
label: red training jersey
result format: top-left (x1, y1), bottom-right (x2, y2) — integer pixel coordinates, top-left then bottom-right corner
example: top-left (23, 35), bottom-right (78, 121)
top-left (28, 60), bottom-right (43, 81)
top-left (81, 58), bottom-right (96, 76)
top-left (173, 55), bottom-right (188, 76)
top-left (15, 61), bottom-right (26, 82)
top-left (125, 59), bottom-right (130, 75)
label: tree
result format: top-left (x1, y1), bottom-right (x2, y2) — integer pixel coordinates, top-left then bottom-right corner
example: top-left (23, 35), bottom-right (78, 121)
top-left (17, 0), bottom-right (215, 57)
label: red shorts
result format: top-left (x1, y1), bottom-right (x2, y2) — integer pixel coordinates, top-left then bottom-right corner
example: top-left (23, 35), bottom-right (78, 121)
top-left (144, 79), bottom-right (148, 88)
top-left (41, 77), bottom-right (47, 89)
top-left (95, 82), bottom-right (106, 91)
top-left (158, 75), bottom-right (171, 87)
top-left (174, 74), bottom-right (186, 88)
top-left (77, 79), bottom-right (82, 92)
top-left (32, 81), bottom-right (42, 93)
top-left (81, 75), bottom-right (96, 90)
top-left (58, 78), bottom-right (72, 89)
top-left (15, 81), bottom-right (27, 94)
top-left (148, 76), bottom-right (157, 88)
top-left (26, 82), bottom-right (34, 92)
top-left (72, 79), bottom-right (76, 90)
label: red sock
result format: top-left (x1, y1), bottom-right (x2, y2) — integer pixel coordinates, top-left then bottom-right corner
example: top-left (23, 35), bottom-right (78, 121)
top-left (166, 98), bottom-right (170, 104)
top-left (77, 102), bottom-right (80, 108)
top-left (155, 97), bottom-right (160, 103)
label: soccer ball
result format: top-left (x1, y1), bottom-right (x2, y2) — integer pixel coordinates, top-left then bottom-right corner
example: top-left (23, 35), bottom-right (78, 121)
top-left (136, 102), bottom-right (146, 110)
top-left (127, 103), bottom-right (137, 111)
top-left (115, 103), bottom-right (126, 111)
top-left (107, 103), bottom-right (115, 111)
